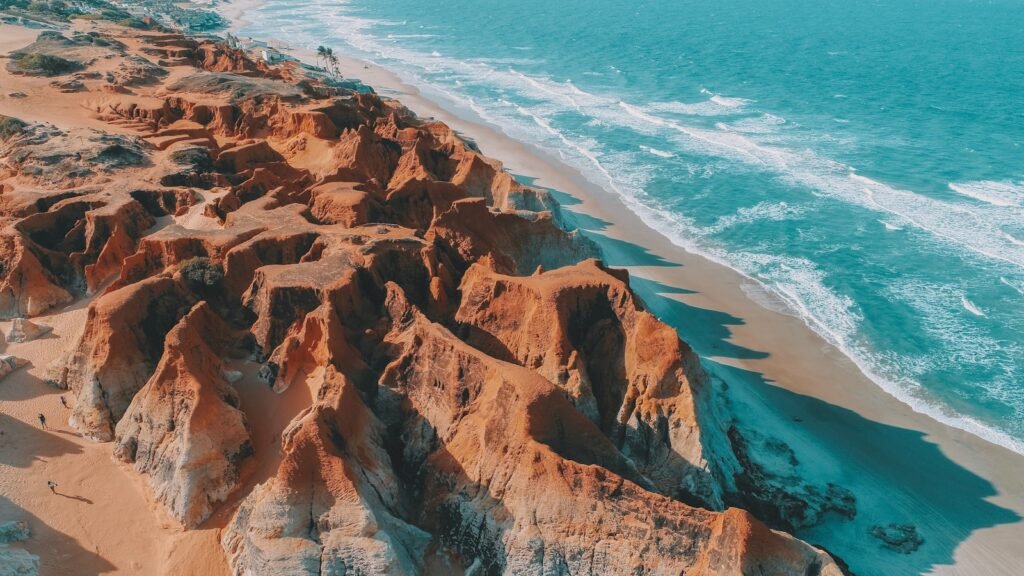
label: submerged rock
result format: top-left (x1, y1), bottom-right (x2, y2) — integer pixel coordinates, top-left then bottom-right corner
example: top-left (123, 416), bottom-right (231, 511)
top-left (0, 520), bottom-right (30, 543)
top-left (0, 520), bottom-right (36, 575)
top-left (870, 523), bottom-right (924, 554)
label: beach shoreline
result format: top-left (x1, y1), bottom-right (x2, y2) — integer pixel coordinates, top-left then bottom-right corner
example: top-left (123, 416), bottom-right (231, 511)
top-left (211, 1), bottom-right (1024, 572)
top-left (0, 1), bottom-right (1019, 572)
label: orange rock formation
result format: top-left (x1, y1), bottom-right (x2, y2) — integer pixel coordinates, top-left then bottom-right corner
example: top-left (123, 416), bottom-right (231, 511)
top-left (0, 22), bottom-right (850, 575)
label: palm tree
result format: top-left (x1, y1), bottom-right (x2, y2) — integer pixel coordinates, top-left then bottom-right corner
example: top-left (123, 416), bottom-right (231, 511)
top-left (326, 48), bottom-right (340, 78)
top-left (316, 45), bottom-right (328, 69)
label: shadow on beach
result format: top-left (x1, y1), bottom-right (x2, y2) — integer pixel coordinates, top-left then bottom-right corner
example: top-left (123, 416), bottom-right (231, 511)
top-left (0, 496), bottom-right (114, 575)
top-left (539, 180), bottom-right (1023, 574)
top-left (0, 412), bottom-right (83, 468)
top-left (710, 359), bottom-right (1020, 575)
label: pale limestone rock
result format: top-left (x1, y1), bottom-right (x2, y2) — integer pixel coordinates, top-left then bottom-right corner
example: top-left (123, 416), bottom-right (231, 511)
top-left (6, 318), bottom-right (53, 343)
top-left (0, 355), bottom-right (28, 381)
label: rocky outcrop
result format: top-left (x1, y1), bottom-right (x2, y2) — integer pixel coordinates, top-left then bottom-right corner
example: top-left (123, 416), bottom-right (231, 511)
top-left (0, 355), bottom-right (28, 382)
top-left (222, 367), bottom-right (428, 575)
top-left (5, 318), bottom-right (52, 343)
top-left (455, 259), bottom-right (732, 508)
top-left (221, 285), bottom-right (842, 576)
top-left (428, 198), bottom-right (598, 275)
top-left (114, 302), bottom-right (252, 527)
top-left (0, 23), bottom-right (854, 574)
top-left (0, 231), bottom-right (74, 319)
top-left (107, 55), bottom-right (167, 87)
top-left (307, 181), bottom-right (377, 226)
top-left (0, 125), bottom-right (150, 189)
top-left (47, 277), bottom-right (194, 441)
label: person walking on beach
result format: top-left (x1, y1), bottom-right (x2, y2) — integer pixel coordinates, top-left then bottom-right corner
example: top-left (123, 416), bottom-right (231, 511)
top-left (47, 481), bottom-right (57, 494)
top-left (37, 413), bottom-right (46, 430)
top-left (59, 395), bottom-right (69, 409)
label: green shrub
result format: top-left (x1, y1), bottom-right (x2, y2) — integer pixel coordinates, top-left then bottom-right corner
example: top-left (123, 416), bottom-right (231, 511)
top-left (0, 116), bottom-right (26, 139)
top-left (179, 257), bottom-right (224, 289)
top-left (11, 52), bottom-right (80, 75)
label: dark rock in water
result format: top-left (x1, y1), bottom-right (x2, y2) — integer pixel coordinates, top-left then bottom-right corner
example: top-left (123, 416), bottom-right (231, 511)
top-left (725, 425), bottom-right (858, 532)
top-left (0, 520), bottom-right (30, 543)
top-left (0, 520), bottom-right (38, 574)
top-left (869, 523), bottom-right (924, 554)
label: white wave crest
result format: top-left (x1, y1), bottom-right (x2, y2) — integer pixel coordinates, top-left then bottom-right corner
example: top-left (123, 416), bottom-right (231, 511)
top-left (1001, 277), bottom-right (1024, 296)
top-left (961, 296), bottom-right (986, 317)
top-left (239, 0), bottom-right (1024, 456)
top-left (640, 145), bottom-right (674, 158)
top-left (949, 180), bottom-right (1024, 207)
top-left (703, 202), bottom-right (806, 234)
top-left (710, 94), bottom-right (751, 108)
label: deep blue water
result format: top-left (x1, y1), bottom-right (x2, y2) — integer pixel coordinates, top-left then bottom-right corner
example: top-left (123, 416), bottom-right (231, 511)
top-left (238, 0), bottom-right (1024, 454)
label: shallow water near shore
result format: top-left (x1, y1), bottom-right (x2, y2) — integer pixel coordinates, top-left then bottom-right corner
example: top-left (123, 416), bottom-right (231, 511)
top-left (236, 0), bottom-right (1024, 458)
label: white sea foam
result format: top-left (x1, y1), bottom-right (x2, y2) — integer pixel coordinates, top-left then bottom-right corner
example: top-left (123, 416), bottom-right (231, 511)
top-left (949, 180), bottom-right (1024, 207)
top-left (961, 296), bottom-right (987, 317)
top-left (1005, 232), bottom-right (1024, 247)
top-left (879, 219), bottom-right (903, 231)
top-left (1001, 277), bottom-right (1024, 296)
top-left (709, 94), bottom-right (752, 108)
top-left (649, 98), bottom-right (748, 117)
top-left (240, 0), bottom-right (1024, 456)
top-left (703, 202), bottom-right (805, 234)
top-left (640, 145), bottom-right (674, 158)
top-left (724, 114), bottom-right (786, 134)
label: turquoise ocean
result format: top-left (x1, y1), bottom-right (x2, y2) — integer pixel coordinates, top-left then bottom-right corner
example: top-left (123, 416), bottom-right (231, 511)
top-left (237, 0), bottom-right (1024, 455)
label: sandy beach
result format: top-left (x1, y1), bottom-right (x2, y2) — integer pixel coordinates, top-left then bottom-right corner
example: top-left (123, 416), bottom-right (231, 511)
top-left (215, 1), bottom-right (1024, 573)
top-left (0, 1), bottom-right (1019, 573)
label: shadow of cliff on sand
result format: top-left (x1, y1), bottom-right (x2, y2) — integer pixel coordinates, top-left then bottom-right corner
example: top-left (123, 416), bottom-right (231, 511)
top-left (0, 412), bottom-right (83, 468)
top-left (0, 366), bottom-right (55, 403)
top-left (706, 360), bottom-right (1022, 576)
top-left (523, 179), bottom-right (680, 268)
top-left (628, 274), bottom-right (769, 360)
top-left (0, 495), bottom-right (116, 575)
top-left (540, 189), bottom-right (1022, 574)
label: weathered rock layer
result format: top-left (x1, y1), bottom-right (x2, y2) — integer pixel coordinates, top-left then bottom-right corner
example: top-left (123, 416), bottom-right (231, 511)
top-left (0, 22), bottom-right (851, 575)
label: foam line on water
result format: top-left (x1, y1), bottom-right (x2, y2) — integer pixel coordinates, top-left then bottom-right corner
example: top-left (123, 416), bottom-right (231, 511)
top-left (640, 145), bottom-right (675, 158)
top-left (949, 180), bottom-right (1024, 207)
top-left (240, 0), bottom-right (1024, 456)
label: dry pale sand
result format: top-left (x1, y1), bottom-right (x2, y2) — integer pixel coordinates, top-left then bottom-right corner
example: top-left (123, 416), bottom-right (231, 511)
top-left (0, 21), bottom-right (236, 575)
top-left (217, 6), bottom-right (1024, 574)
top-left (0, 296), bottom-right (229, 576)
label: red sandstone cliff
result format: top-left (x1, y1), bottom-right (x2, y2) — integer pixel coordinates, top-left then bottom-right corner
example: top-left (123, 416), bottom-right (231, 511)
top-left (0, 23), bottom-right (850, 575)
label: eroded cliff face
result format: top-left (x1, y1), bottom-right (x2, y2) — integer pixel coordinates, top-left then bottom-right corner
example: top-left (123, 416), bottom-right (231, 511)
top-left (0, 22), bottom-right (850, 575)
top-left (113, 301), bottom-right (253, 527)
